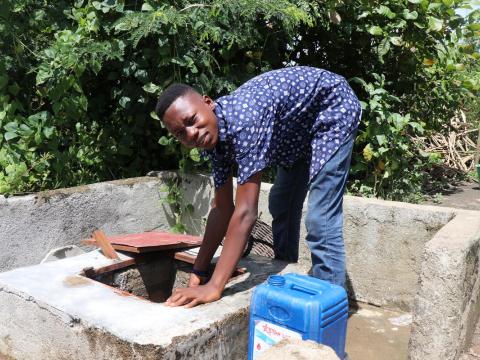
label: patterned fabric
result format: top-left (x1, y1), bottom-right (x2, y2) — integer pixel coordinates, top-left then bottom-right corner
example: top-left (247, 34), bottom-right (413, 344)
top-left (204, 66), bottom-right (361, 189)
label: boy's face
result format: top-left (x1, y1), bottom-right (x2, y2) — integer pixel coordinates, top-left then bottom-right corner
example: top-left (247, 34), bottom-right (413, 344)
top-left (162, 92), bottom-right (218, 150)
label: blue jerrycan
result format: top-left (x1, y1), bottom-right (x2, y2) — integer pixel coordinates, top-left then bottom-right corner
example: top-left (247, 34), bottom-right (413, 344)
top-left (248, 273), bottom-right (348, 359)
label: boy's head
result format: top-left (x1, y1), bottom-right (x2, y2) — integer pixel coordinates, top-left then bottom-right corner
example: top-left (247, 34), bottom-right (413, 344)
top-left (155, 84), bottom-right (218, 150)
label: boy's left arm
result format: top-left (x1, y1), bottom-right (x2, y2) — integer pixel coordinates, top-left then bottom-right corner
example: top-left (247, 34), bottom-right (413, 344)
top-left (165, 172), bottom-right (261, 308)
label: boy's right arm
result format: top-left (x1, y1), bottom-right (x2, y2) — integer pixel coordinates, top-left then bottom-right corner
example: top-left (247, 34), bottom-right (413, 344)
top-left (191, 176), bottom-right (234, 282)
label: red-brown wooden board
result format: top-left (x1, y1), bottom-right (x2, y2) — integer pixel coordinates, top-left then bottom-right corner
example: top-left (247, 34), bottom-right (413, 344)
top-left (82, 231), bottom-right (203, 253)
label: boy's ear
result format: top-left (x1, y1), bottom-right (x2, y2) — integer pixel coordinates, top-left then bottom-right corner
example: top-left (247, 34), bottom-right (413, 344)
top-left (203, 95), bottom-right (215, 110)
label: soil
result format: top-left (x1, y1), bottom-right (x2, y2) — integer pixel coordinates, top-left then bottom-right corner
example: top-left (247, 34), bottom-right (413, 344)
top-left (423, 180), bottom-right (480, 211)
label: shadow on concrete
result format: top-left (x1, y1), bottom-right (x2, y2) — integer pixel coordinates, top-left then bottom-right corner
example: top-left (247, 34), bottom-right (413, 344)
top-left (221, 255), bottom-right (289, 298)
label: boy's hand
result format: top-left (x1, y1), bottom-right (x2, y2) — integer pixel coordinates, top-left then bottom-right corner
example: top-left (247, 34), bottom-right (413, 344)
top-left (165, 283), bottom-right (222, 308)
top-left (188, 272), bottom-right (207, 287)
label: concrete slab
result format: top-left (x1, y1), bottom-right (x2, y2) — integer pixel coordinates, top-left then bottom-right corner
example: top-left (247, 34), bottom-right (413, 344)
top-left (0, 250), bottom-right (307, 359)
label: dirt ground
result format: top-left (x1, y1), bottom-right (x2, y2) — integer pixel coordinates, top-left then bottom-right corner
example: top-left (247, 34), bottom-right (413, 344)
top-left (423, 180), bottom-right (480, 211)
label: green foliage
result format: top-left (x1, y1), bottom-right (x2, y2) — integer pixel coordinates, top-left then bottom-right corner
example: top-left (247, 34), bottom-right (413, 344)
top-left (160, 174), bottom-right (191, 234)
top-left (0, 0), bottom-right (479, 201)
top-left (294, 0), bottom-right (479, 199)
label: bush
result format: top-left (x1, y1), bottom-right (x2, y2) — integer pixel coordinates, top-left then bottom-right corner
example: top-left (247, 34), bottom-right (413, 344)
top-left (0, 0), bottom-right (478, 200)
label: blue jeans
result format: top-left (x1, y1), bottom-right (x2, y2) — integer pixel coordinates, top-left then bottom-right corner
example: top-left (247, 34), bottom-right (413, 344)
top-left (268, 131), bottom-right (356, 288)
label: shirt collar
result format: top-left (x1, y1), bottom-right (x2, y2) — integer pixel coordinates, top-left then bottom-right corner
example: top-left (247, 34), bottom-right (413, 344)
top-left (214, 99), bottom-right (228, 142)
top-left (202, 98), bottom-right (229, 159)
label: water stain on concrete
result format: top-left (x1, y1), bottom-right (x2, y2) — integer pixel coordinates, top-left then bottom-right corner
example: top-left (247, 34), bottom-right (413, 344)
top-left (62, 276), bottom-right (91, 287)
top-left (346, 303), bottom-right (411, 360)
top-left (0, 335), bottom-right (15, 360)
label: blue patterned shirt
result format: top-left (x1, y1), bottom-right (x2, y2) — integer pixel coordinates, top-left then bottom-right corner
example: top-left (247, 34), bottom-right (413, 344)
top-left (205, 66), bottom-right (361, 189)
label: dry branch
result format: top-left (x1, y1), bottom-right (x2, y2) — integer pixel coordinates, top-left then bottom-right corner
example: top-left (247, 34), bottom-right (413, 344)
top-left (411, 110), bottom-right (479, 172)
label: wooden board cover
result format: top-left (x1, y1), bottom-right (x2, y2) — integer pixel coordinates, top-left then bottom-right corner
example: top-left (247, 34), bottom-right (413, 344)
top-left (82, 231), bottom-right (202, 253)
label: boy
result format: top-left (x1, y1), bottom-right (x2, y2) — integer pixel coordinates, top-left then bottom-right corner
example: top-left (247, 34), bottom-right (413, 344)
top-left (155, 66), bottom-right (361, 308)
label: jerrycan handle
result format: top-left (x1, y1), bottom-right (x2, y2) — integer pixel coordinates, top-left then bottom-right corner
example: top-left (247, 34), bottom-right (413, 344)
top-left (290, 284), bottom-right (318, 296)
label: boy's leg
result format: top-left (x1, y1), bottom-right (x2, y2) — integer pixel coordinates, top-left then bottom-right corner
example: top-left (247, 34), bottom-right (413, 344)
top-left (305, 130), bottom-right (356, 288)
top-left (268, 160), bottom-right (309, 262)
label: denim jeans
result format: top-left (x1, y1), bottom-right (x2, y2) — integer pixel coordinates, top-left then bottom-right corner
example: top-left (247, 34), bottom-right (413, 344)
top-left (268, 130), bottom-right (356, 288)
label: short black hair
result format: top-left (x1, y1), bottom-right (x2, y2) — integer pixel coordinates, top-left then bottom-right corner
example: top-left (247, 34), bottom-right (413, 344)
top-left (155, 83), bottom-right (196, 120)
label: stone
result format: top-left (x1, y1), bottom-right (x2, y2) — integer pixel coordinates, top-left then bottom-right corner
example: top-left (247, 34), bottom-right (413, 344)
top-left (40, 245), bottom-right (85, 263)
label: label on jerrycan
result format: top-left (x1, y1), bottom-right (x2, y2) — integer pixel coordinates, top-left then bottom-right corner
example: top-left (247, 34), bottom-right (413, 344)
top-left (252, 320), bottom-right (302, 359)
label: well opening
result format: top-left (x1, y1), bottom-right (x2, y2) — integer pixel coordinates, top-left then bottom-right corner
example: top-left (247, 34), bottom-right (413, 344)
top-left (80, 251), bottom-right (245, 303)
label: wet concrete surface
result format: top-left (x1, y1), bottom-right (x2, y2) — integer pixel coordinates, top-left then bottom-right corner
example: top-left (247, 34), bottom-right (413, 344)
top-left (346, 303), bottom-right (411, 360)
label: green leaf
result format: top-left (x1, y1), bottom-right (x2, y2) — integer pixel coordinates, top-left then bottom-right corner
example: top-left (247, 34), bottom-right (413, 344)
top-left (376, 135), bottom-right (387, 145)
top-left (428, 3), bottom-right (442, 11)
top-left (8, 83), bottom-right (20, 96)
top-left (376, 5), bottom-right (396, 19)
top-left (4, 132), bottom-right (19, 141)
top-left (468, 23), bottom-right (480, 31)
top-left (357, 11), bottom-right (370, 20)
top-left (36, 66), bottom-right (52, 85)
top-left (368, 26), bottom-right (383, 36)
top-left (141, 3), bottom-right (154, 11)
top-left (189, 148), bottom-right (201, 162)
top-left (402, 10), bottom-right (418, 20)
top-left (389, 37), bottom-right (403, 46)
top-left (158, 136), bottom-right (169, 146)
top-left (43, 127), bottom-right (54, 139)
top-left (119, 96), bottom-right (130, 108)
top-left (428, 17), bottom-right (443, 32)
top-left (34, 131), bottom-right (42, 145)
top-left (4, 122), bottom-right (18, 132)
top-left (378, 146), bottom-right (389, 155)
top-left (378, 38), bottom-right (391, 59)
top-left (143, 82), bottom-right (160, 94)
top-left (150, 111), bottom-right (160, 120)
top-left (0, 75), bottom-right (8, 89)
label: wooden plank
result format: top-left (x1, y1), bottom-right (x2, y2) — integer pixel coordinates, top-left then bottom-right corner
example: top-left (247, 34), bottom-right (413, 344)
top-left (81, 238), bottom-right (97, 246)
top-left (82, 239), bottom-right (201, 254)
top-left (81, 234), bottom-right (202, 254)
top-left (92, 230), bottom-right (120, 260)
top-left (173, 251), bottom-right (196, 264)
top-left (82, 259), bottom-right (136, 278)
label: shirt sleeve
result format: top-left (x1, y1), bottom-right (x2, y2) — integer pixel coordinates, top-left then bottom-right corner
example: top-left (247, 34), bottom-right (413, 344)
top-left (227, 82), bottom-right (277, 185)
top-left (205, 141), bottom-right (234, 189)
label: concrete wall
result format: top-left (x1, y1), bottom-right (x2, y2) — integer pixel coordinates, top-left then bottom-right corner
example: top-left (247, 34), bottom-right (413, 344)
top-left (178, 173), bottom-right (455, 311)
top-left (0, 176), bottom-right (172, 272)
top-left (342, 197), bottom-right (455, 311)
top-left (0, 172), bottom-right (460, 311)
top-left (1, 172), bottom-right (480, 359)
top-left (409, 210), bottom-right (480, 360)
top-left (0, 250), bottom-right (303, 360)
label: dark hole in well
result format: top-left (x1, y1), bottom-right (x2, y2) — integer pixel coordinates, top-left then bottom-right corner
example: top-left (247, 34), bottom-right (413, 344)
top-left (81, 253), bottom-right (195, 302)
top-left (81, 252), bottom-right (247, 303)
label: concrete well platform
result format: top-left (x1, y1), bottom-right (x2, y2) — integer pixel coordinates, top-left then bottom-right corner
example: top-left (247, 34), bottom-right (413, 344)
top-left (1, 172), bottom-right (480, 359)
top-left (0, 250), bottom-right (306, 359)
